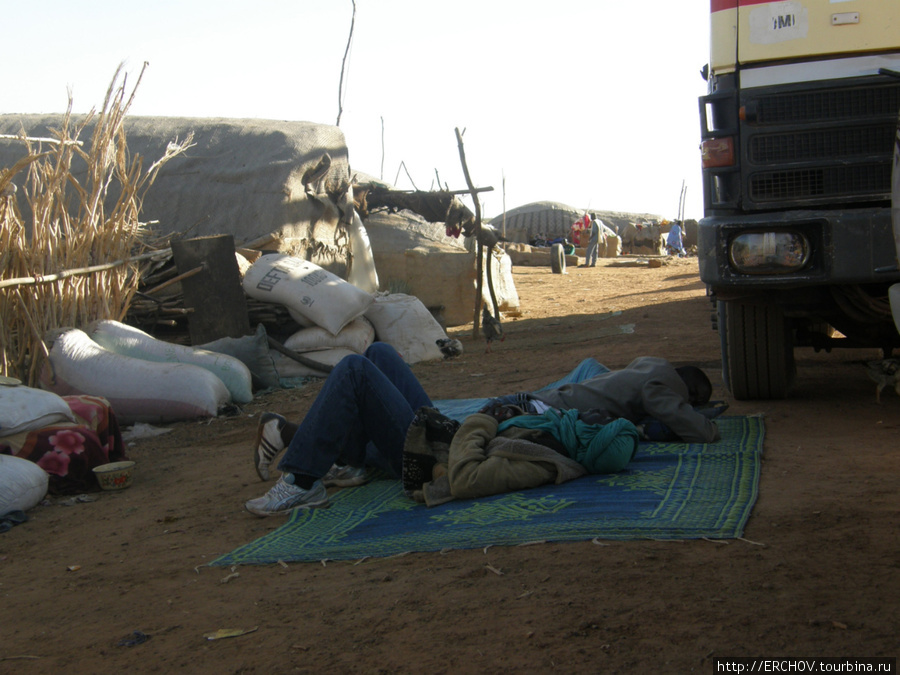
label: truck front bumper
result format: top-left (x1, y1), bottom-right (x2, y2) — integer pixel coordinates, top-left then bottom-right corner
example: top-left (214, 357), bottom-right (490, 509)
top-left (698, 207), bottom-right (900, 292)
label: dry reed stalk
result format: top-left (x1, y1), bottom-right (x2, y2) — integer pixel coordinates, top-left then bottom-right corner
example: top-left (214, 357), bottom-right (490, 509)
top-left (0, 62), bottom-right (194, 385)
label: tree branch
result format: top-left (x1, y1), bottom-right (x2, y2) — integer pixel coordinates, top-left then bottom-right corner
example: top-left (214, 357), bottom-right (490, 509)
top-left (336, 0), bottom-right (357, 126)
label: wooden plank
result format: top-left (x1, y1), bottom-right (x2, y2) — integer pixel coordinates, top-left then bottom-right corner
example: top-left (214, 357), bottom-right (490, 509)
top-left (171, 235), bottom-right (251, 344)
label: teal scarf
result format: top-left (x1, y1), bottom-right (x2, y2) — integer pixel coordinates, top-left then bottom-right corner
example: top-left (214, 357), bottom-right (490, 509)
top-left (498, 408), bottom-right (639, 474)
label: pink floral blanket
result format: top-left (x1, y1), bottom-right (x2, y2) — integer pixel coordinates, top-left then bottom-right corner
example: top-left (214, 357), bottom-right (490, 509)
top-left (1, 395), bottom-right (128, 494)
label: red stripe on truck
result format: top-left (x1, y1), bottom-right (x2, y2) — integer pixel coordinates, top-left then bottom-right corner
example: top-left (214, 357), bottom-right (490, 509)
top-left (711, 0), bottom-right (774, 12)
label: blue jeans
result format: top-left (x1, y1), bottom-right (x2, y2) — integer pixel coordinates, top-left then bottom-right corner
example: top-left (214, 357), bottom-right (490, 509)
top-left (278, 342), bottom-right (432, 480)
top-left (586, 238), bottom-right (599, 266)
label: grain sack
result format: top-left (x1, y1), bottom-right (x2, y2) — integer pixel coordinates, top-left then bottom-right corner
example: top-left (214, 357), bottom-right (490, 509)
top-left (0, 385), bottom-right (75, 438)
top-left (41, 329), bottom-right (231, 425)
top-left (284, 317), bottom-right (375, 355)
top-left (0, 455), bottom-right (48, 515)
top-left (89, 320), bottom-right (254, 403)
top-left (243, 253), bottom-right (373, 336)
top-left (481, 248), bottom-right (519, 311)
top-left (347, 210), bottom-right (380, 294)
top-left (199, 324), bottom-right (281, 390)
top-left (363, 294), bottom-right (447, 364)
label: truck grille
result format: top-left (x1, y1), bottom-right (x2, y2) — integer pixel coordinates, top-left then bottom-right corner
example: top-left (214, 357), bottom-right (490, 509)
top-left (749, 126), bottom-right (894, 164)
top-left (742, 80), bottom-right (900, 207)
top-left (755, 85), bottom-right (900, 124)
top-left (749, 163), bottom-right (891, 201)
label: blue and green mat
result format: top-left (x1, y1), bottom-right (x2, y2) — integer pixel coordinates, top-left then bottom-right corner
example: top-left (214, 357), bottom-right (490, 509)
top-left (211, 360), bottom-right (763, 565)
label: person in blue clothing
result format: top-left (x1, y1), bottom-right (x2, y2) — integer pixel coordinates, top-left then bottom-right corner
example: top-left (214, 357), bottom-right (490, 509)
top-left (666, 221), bottom-right (686, 256)
top-left (246, 342), bottom-right (431, 516)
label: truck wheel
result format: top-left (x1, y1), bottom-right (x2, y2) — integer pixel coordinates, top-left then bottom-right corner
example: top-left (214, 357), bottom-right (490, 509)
top-left (550, 243), bottom-right (565, 274)
top-left (720, 300), bottom-right (795, 400)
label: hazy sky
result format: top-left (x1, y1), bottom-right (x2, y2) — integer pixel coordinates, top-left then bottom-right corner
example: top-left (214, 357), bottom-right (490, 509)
top-left (4, 0), bottom-right (711, 220)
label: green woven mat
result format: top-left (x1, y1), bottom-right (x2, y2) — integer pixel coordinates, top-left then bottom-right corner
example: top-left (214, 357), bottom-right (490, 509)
top-left (211, 416), bottom-right (763, 565)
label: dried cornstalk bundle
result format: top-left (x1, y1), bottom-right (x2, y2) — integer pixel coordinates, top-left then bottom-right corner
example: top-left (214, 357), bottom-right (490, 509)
top-left (0, 63), bottom-right (193, 385)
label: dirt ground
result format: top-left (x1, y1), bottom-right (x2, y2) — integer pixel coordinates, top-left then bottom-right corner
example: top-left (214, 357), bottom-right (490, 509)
top-left (2, 256), bottom-right (898, 674)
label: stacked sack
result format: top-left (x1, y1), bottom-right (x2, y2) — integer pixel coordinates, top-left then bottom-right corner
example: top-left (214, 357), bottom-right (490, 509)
top-left (41, 325), bottom-right (246, 425)
top-left (243, 253), bottom-right (457, 377)
top-left (39, 244), bottom-right (460, 423)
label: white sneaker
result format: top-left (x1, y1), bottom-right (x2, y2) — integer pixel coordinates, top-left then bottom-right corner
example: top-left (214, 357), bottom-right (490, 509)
top-left (253, 413), bottom-right (287, 481)
top-left (322, 464), bottom-right (370, 487)
top-left (244, 476), bottom-right (328, 517)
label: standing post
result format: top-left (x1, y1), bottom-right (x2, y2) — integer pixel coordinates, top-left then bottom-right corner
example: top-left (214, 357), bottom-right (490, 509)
top-left (455, 127), bottom-right (484, 338)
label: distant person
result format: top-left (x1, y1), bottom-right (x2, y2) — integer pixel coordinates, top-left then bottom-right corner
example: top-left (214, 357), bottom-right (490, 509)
top-left (666, 221), bottom-right (686, 256)
top-left (583, 213), bottom-right (601, 267)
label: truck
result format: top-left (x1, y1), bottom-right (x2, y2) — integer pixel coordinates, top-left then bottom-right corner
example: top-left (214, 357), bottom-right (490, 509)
top-left (697, 0), bottom-right (900, 399)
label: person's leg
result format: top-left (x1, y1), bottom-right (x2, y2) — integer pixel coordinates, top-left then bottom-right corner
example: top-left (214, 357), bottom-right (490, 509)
top-left (363, 342), bottom-right (432, 411)
top-left (252, 413), bottom-right (298, 481)
top-left (279, 347), bottom-right (432, 481)
top-left (587, 240), bottom-right (598, 266)
top-left (357, 342), bottom-right (434, 474)
top-left (245, 345), bottom-right (434, 515)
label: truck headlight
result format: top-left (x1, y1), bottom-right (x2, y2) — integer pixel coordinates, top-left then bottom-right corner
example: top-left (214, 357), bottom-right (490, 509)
top-left (729, 232), bottom-right (810, 274)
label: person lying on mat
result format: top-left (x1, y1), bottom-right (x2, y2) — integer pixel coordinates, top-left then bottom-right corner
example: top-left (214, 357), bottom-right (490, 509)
top-left (244, 343), bottom-right (722, 517)
top-left (528, 356), bottom-right (723, 444)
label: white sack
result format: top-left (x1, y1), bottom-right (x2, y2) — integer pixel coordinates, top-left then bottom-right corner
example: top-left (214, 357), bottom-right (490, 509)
top-left (481, 248), bottom-right (520, 311)
top-left (286, 309), bottom-right (316, 328)
top-left (42, 329), bottom-right (231, 425)
top-left (363, 293), bottom-right (447, 364)
top-left (89, 320), bottom-right (254, 404)
top-left (270, 348), bottom-right (356, 379)
top-left (347, 210), bottom-right (380, 294)
top-left (0, 455), bottom-right (48, 514)
top-left (0, 385), bottom-right (75, 438)
top-left (284, 317), bottom-right (375, 355)
top-left (243, 253), bottom-right (373, 336)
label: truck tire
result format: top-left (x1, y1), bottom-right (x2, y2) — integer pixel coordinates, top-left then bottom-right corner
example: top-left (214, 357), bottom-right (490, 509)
top-left (720, 300), bottom-right (795, 400)
top-left (550, 243), bottom-right (565, 274)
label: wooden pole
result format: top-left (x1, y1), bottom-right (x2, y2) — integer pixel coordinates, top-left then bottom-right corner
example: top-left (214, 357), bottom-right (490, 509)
top-left (267, 336), bottom-right (334, 374)
top-left (141, 264), bottom-right (206, 296)
top-left (502, 172), bottom-right (507, 239)
top-left (455, 128), bottom-right (484, 338)
top-left (0, 248), bottom-right (169, 290)
top-left (0, 134), bottom-right (84, 147)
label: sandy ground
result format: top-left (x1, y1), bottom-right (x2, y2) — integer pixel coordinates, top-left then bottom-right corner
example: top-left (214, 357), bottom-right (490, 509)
top-left (2, 256), bottom-right (898, 674)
